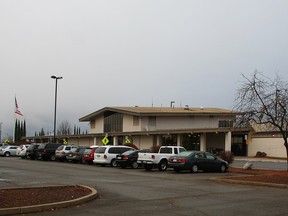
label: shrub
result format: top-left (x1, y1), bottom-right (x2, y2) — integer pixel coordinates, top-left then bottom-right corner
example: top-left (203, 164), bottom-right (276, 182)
top-left (218, 151), bottom-right (234, 164)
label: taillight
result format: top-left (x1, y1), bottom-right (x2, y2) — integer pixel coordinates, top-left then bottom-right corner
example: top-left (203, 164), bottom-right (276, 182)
top-left (123, 155), bottom-right (128, 160)
top-left (73, 152), bottom-right (77, 156)
top-left (104, 154), bottom-right (107, 159)
top-left (151, 155), bottom-right (155, 159)
top-left (178, 158), bottom-right (188, 163)
top-left (61, 151), bottom-right (66, 155)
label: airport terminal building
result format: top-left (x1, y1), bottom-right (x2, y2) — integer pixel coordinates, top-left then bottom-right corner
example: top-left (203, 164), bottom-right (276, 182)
top-left (25, 106), bottom-right (286, 157)
top-left (66, 106), bottom-right (249, 156)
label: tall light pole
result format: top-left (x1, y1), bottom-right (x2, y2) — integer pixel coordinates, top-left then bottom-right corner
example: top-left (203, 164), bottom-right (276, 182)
top-left (0, 122), bottom-right (2, 143)
top-left (51, 76), bottom-right (63, 143)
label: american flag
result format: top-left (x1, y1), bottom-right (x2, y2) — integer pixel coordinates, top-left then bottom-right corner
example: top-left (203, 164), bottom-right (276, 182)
top-left (15, 97), bottom-right (23, 116)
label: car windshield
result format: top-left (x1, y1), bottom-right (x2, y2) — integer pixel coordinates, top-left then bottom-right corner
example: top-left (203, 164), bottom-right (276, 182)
top-left (70, 147), bottom-right (78, 152)
top-left (57, 146), bottom-right (64, 150)
top-left (37, 144), bottom-right (46, 150)
top-left (95, 147), bottom-right (106, 154)
top-left (122, 150), bottom-right (136, 155)
top-left (176, 151), bottom-right (194, 157)
top-left (84, 149), bottom-right (92, 154)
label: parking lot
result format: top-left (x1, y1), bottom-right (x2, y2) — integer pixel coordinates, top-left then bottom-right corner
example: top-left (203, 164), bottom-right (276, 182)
top-left (1, 157), bottom-right (288, 216)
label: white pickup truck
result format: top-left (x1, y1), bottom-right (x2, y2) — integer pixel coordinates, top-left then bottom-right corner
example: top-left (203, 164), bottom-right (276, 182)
top-left (137, 146), bottom-right (186, 171)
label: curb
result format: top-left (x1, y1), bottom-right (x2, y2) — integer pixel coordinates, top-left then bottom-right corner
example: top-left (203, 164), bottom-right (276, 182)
top-left (0, 185), bottom-right (97, 216)
top-left (212, 177), bottom-right (288, 189)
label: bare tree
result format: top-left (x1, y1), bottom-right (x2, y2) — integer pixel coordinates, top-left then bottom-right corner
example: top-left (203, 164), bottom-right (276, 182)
top-left (57, 120), bottom-right (71, 135)
top-left (234, 71), bottom-right (288, 171)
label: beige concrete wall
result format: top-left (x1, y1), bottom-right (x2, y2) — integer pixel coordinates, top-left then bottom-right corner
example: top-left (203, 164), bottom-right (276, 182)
top-left (130, 135), bottom-right (154, 150)
top-left (89, 115), bottom-right (104, 133)
top-left (67, 137), bottom-right (95, 147)
top-left (249, 137), bottom-right (286, 157)
top-left (147, 116), bottom-right (234, 131)
top-left (123, 114), bottom-right (141, 132)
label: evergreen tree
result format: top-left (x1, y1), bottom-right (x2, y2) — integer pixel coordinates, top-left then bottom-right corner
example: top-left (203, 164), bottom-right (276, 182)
top-left (23, 120), bottom-right (26, 137)
top-left (14, 120), bottom-right (18, 142)
top-left (39, 128), bottom-right (45, 136)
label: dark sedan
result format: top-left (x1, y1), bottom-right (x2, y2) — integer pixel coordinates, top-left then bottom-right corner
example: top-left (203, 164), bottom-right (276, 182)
top-left (168, 151), bottom-right (228, 173)
top-left (66, 147), bottom-right (87, 163)
top-left (116, 149), bottom-right (150, 169)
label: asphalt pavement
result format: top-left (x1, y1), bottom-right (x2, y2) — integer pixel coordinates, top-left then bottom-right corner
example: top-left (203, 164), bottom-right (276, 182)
top-left (0, 157), bottom-right (287, 216)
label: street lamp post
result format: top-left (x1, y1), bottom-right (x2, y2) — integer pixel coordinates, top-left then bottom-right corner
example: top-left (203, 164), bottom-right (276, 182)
top-left (51, 76), bottom-right (63, 143)
top-left (0, 122), bottom-right (2, 143)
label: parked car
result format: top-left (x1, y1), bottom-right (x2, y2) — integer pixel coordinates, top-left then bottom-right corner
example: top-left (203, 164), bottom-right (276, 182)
top-left (66, 147), bottom-right (87, 163)
top-left (82, 146), bottom-right (99, 164)
top-left (0, 145), bottom-right (18, 157)
top-left (25, 143), bottom-right (40, 160)
top-left (36, 143), bottom-right (62, 161)
top-left (93, 145), bottom-right (135, 167)
top-left (55, 145), bottom-right (78, 161)
top-left (137, 146), bottom-right (186, 171)
top-left (16, 144), bottom-right (31, 159)
top-left (168, 151), bottom-right (228, 173)
top-left (116, 149), bottom-right (151, 169)
top-left (0, 143), bottom-right (9, 149)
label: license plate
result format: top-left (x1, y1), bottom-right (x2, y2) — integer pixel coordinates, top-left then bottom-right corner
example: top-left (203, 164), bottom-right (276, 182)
top-left (117, 156), bottom-right (121, 159)
top-left (173, 159), bottom-right (177, 162)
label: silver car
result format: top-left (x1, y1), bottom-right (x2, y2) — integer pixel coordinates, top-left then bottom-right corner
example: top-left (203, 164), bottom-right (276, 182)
top-left (0, 146), bottom-right (18, 157)
top-left (16, 144), bottom-right (31, 159)
top-left (55, 145), bottom-right (78, 161)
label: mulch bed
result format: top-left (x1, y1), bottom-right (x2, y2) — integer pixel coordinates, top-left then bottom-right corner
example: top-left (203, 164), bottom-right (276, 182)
top-left (0, 185), bottom-right (92, 209)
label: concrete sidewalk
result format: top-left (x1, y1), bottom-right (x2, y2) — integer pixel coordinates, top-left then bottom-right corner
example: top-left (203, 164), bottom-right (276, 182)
top-left (234, 156), bottom-right (287, 163)
top-left (232, 157), bottom-right (287, 170)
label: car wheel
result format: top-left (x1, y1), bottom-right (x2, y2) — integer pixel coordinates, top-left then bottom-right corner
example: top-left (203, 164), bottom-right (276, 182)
top-left (131, 161), bottom-right (139, 169)
top-left (158, 160), bottom-right (168, 171)
top-left (191, 164), bottom-right (199, 173)
top-left (50, 155), bottom-right (56, 161)
top-left (144, 164), bottom-right (153, 171)
top-left (220, 164), bottom-right (227, 172)
top-left (4, 152), bottom-right (10, 157)
top-left (110, 159), bottom-right (118, 167)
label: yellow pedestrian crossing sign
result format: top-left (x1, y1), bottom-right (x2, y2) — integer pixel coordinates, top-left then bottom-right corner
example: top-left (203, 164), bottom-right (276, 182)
top-left (63, 139), bottom-right (68, 144)
top-left (125, 136), bottom-right (132, 144)
top-left (102, 136), bottom-right (109, 145)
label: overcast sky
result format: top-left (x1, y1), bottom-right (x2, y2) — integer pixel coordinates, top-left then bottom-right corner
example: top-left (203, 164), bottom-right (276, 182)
top-left (1, 0), bottom-right (288, 138)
